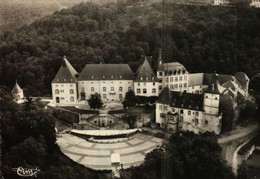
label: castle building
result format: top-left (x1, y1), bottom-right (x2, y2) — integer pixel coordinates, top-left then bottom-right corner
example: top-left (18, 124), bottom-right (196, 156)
top-left (250, 0), bottom-right (260, 7)
top-left (52, 56), bottom-right (78, 105)
top-left (11, 80), bottom-right (24, 101)
top-left (77, 64), bottom-right (135, 102)
top-left (157, 51), bottom-right (189, 93)
top-left (156, 74), bottom-right (222, 134)
top-left (134, 57), bottom-right (159, 97)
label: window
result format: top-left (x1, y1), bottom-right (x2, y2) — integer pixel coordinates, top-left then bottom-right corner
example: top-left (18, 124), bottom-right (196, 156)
top-left (103, 87), bottom-right (106, 92)
top-left (175, 77), bottom-right (178, 81)
top-left (128, 87), bottom-right (131, 91)
top-left (206, 96), bottom-right (208, 98)
top-left (188, 111), bottom-right (191, 115)
top-left (60, 90), bottom-right (64, 93)
top-left (153, 82), bottom-right (155, 86)
top-left (138, 83), bottom-right (140, 86)
top-left (175, 84), bottom-right (178, 89)
top-left (91, 87), bottom-right (94, 92)
top-left (111, 87), bottom-right (114, 91)
top-left (170, 84), bottom-right (173, 90)
top-left (103, 94), bottom-right (106, 99)
top-left (111, 75), bottom-right (113, 79)
top-left (81, 87), bottom-right (84, 92)
top-left (119, 94), bottom-right (123, 100)
top-left (55, 89), bottom-right (59, 94)
top-left (159, 72), bottom-right (162, 76)
top-left (159, 105), bottom-right (162, 110)
top-left (179, 76), bottom-right (182, 81)
top-left (170, 77), bottom-right (173, 82)
top-left (61, 97), bottom-right (65, 100)
top-left (166, 78), bottom-right (169, 82)
top-left (159, 79), bottom-right (162, 83)
top-left (70, 97), bottom-right (74, 102)
top-left (180, 110), bottom-right (183, 114)
top-left (184, 76), bottom-right (187, 81)
top-left (103, 75), bottom-right (105, 79)
top-left (143, 88), bottom-right (147, 94)
top-left (164, 105), bottom-right (167, 111)
top-left (146, 77), bottom-right (148, 80)
top-left (137, 89), bottom-right (141, 94)
top-left (179, 116), bottom-right (183, 122)
top-left (152, 77), bottom-right (154, 80)
top-left (172, 108), bottom-right (175, 112)
top-left (184, 83), bottom-right (187, 88)
top-left (70, 89), bottom-right (74, 94)
top-left (159, 85), bottom-right (163, 90)
top-left (119, 75), bottom-right (121, 79)
top-left (91, 76), bottom-right (93, 79)
top-left (179, 83), bottom-right (182, 88)
top-left (141, 77), bottom-right (143, 80)
top-left (152, 88), bottom-right (156, 94)
top-left (215, 97), bottom-right (218, 100)
top-left (160, 113), bottom-right (166, 118)
top-left (196, 112), bottom-right (199, 116)
top-left (119, 87), bottom-right (122, 91)
top-left (205, 120), bottom-right (208, 125)
top-left (56, 85), bottom-right (58, 87)
top-left (70, 84), bottom-right (73, 87)
top-left (144, 82), bottom-right (146, 86)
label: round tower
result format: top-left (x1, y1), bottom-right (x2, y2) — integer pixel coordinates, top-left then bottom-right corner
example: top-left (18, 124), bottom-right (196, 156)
top-left (11, 80), bottom-right (24, 101)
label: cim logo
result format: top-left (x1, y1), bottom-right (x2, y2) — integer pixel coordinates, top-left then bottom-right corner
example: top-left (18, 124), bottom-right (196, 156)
top-left (12, 167), bottom-right (40, 177)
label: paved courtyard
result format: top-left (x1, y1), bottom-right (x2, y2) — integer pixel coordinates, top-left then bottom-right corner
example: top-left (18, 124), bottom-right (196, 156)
top-left (56, 133), bottom-right (164, 170)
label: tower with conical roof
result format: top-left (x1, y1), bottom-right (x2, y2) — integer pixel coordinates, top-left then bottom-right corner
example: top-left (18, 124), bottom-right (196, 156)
top-left (51, 56), bottom-right (78, 105)
top-left (134, 56), bottom-right (159, 97)
top-left (11, 80), bottom-right (24, 101)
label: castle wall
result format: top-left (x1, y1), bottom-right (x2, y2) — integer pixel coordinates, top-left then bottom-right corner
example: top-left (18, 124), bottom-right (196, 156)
top-left (52, 83), bottom-right (77, 105)
top-left (134, 82), bottom-right (159, 97)
top-left (78, 80), bottom-right (133, 101)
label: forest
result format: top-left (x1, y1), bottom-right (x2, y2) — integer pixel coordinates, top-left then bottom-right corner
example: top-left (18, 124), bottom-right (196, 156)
top-left (0, 1), bottom-right (260, 97)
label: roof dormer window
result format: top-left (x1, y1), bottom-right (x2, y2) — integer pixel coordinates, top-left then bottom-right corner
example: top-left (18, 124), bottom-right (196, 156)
top-left (119, 75), bottom-right (122, 79)
top-left (103, 75), bottom-right (105, 79)
top-left (64, 79), bottom-right (66, 82)
top-left (57, 79), bottom-right (59, 81)
top-left (152, 77), bottom-right (154, 80)
top-left (141, 77), bottom-right (143, 80)
top-left (71, 79), bottom-right (73, 81)
top-left (146, 77), bottom-right (148, 80)
top-left (91, 76), bottom-right (93, 79)
top-left (111, 75), bottom-right (113, 79)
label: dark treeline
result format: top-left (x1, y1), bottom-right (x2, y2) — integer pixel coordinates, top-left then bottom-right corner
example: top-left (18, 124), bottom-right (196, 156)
top-left (0, 1), bottom-right (260, 96)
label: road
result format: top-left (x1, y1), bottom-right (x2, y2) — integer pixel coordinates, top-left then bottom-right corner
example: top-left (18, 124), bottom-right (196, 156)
top-left (218, 124), bottom-right (259, 144)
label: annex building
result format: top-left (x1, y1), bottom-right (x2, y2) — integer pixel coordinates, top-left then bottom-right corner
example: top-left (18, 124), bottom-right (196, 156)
top-left (51, 54), bottom-right (249, 134)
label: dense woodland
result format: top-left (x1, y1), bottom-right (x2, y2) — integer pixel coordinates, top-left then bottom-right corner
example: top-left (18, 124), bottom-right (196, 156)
top-left (0, 1), bottom-right (259, 96)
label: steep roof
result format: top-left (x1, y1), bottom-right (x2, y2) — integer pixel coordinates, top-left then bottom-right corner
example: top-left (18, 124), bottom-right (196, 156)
top-left (204, 74), bottom-right (226, 94)
top-left (235, 72), bottom-right (249, 88)
top-left (158, 62), bottom-right (188, 75)
top-left (222, 80), bottom-right (237, 91)
top-left (52, 56), bottom-right (78, 83)
top-left (188, 73), bottom-right (234, 86)
top-left (135, 56), bottom-right (158, 82)
top-left (11, 80), bottom-right (23, 93)
top-left (78, 64), bottom-right (134, 81)
top-left (157, 87), bottom-right (204, 111)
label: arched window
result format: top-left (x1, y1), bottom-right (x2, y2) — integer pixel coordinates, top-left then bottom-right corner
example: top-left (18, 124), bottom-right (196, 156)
top-left (152, 88), bottom-right (156, 94)
top-left (55, 89), bottom-right (59, 94)
top-left (70, 89), bottom-right (74, 94)
top-left (70, 97), bottom-right (74, 102)
top-left (137, 89), bottom-right (141, 93)
top-left (143, 88), bottom-right (147, 94)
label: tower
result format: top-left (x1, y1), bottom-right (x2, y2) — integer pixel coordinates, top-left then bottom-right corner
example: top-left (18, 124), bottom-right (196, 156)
top-left (11, 80), bottom-right (24, 101)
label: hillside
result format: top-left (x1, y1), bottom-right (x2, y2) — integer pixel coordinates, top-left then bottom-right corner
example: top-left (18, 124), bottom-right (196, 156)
top-left (0, 1), bottom-right (260, 96)
top-left (0, 0), bottom-right (122, 34)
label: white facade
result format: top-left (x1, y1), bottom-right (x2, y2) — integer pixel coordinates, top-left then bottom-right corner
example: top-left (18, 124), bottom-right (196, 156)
top-left (134, 82), bottom-right (159, 97)
top-left (203, 93), bottom-right (220, 116)
top-left (52, 83), bottom-right (77, 105)
top-left (157, 70), bottom-right (189, 93)
top-left (78, 80), bottom-right (133, 102)
top-left (250, 0), bottom-right (260, 7)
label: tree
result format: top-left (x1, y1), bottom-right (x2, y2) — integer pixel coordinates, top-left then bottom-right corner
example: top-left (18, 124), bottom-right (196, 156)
top-left (122, 90), bottom-right (136, 109)
top-left (87, 93), bottom-right (103, 110)
top-left (122, 132), bottom-right (234, 179)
